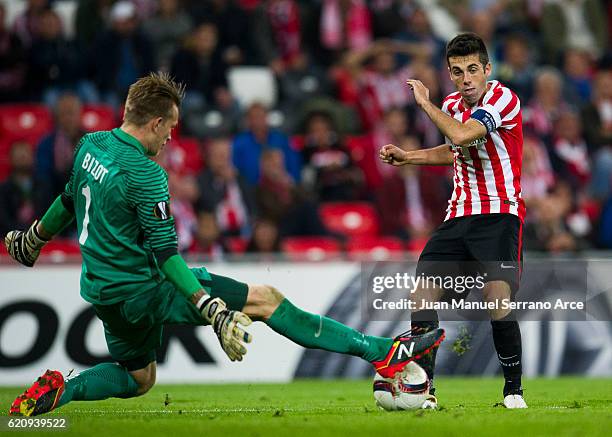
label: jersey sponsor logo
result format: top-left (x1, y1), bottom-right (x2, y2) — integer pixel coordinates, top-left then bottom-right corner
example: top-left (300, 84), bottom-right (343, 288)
top-left (153, 201), bottom-right (171, 220)
top-left (467, 137), bottom-right (486, 148)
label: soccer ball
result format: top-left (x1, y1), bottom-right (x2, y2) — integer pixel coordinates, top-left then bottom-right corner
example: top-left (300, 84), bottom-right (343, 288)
top-left (373, 362), bottom-right (431, 411)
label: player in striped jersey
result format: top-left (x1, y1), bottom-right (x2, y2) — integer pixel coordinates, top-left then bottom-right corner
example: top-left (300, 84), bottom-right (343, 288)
top-left (5, 73), bottom-right (444, 416)
top-left (380, 33), bottom-right (527, 409)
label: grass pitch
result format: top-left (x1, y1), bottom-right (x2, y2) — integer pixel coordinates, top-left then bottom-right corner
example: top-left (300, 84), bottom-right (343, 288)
top-left (0, 377), bottom-right (610, 436)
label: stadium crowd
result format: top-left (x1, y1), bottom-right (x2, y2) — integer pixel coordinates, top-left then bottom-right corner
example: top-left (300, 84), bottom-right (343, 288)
top-left (1, 0), bottom-right (611, 259)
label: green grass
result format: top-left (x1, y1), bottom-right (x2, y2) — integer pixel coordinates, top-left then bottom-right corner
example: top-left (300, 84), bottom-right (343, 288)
top-left (1, 378), bottom-right (611, 436)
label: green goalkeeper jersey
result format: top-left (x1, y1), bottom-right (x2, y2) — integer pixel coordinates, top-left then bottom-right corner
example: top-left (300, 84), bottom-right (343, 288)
top-left (62, 128), bottom-right (178, 305)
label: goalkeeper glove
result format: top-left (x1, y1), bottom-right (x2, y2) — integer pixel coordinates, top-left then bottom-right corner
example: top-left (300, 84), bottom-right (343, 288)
top-left (4, 220), bottom-right (49, 267)
top-left (197, 295), bottom-right (253, 361)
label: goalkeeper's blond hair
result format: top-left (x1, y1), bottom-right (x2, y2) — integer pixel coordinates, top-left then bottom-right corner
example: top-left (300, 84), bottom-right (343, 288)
top-left (123, 72), bottom-right (185, 126)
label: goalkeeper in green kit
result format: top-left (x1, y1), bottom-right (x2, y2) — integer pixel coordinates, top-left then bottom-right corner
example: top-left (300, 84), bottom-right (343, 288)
top-left (5, 73), bottom-right (444, 416)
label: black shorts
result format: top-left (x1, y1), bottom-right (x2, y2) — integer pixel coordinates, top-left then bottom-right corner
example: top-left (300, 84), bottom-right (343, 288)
top-left (416, 213), bottom-right (523, 295)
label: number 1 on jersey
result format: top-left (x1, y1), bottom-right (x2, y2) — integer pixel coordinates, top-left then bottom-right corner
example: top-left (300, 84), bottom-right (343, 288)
top-left (79, 185), bottom-right (91, 245)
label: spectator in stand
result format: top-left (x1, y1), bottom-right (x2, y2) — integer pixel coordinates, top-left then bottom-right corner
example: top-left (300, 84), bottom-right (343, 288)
top-left (310, 0), bottom-right (373, 66)
top-left (368, 107), bottom-right (412, 188)
top-left (393, 6), bottom-right (446, 70)
top-left (582, 69), bottom-right (612, 200)
top-left (549, 109), bottom-right (591, 191)
top-left (582, 69), bottom-right (612, 150)
top-left (246, 218), bottom-right (281, 253)
top-left (524, 182), bottom-right (589, 252)
top-left (301, 110), bottom-right (363, 201)
top-left (232, 102), bottom-right (301, 184)
top-left (27, 9), bottom-right (96, 105)
top-left (521, 133), bottom-right (556, 209)
top-left (256, 148), bottom-right (327, 237)
top-left (142, 0), bottom-right (193, 71)
top-left (368, 0), bottom-right (407, 39)
top-left (252, 0), bottom-right (303, 73)
top-left (170, 22), bottom-right (233, 114)
top-left (497, 33), bottom-right (536, 102)
top-left (35, 93), bottom-right (85, 214)
top-left (184, 0), bottom-right (251, 65)
top-left (188, 211), bottom-right (227, 260)
top-left (154, 141), bottom-right (200, 252)
top-left (0, 3), bottom-right (27, 102)
top-left (12, 0), bottom-right (50, 48)
top-left (541, 0), bottom-right (608, 64)
top-left (525, 67), bottom-right (570, 142)
top-left (91, 1), bottom-right (155, 106)
top-left (408, 61), bottom-right (445, 147)
top-left (342, 39), bottom-right (428, 129)
top-left (375, 136), bottom-right (448, 241)
top-left (75, 0), bottom-right (116, 47)
top-left (197, 138), bottom-right (253, 238)
top-left (562, 48), bottom-right (594, 105)
top-left (0, 142), bottom-right (38, 236)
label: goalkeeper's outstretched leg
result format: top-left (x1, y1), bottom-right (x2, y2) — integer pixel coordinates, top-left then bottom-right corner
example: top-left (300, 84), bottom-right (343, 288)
top-left (243, 285), bottom-right (445, 378)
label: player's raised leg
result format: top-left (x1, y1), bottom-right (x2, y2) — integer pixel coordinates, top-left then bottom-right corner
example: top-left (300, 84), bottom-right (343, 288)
top-left (242, 284), bottom-right (445, 376)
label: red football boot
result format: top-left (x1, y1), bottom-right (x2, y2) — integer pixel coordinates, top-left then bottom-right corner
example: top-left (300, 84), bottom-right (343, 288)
top-left (372, 328), bottom-right (445, 378)
top-left (9, 370), bottom-right (65, 416)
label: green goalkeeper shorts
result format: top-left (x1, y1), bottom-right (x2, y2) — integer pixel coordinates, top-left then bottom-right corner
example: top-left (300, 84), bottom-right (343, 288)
top-left (93, 267), bottom-right (249, 370)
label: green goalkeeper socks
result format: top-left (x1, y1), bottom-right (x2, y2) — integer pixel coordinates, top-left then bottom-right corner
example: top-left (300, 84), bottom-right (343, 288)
top-left (57, 363), bottom-right (139, 408)
top-left (267, 299), bottom-right (393, 362)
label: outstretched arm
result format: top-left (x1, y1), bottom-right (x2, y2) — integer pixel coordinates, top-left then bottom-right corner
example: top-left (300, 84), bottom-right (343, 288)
top-left (379, 143), bottom-right (453, 166)
top-left (407, 79), bottom-right (487, 146)
top-left (5, 183), bottom-right (76, 267)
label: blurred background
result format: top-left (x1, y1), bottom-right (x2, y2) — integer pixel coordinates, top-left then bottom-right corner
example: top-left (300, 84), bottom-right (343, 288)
top-left (0, 0), bottom-right (611, 258)
top-left (0, 0), bottom-right (611, 382)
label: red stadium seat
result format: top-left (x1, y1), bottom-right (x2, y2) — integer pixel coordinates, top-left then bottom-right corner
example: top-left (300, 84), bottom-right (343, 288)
top-left (347, 236), bottom-right (404, 261)
top-left (319, 202), bottom-right (380, 237)
top-left (0, 104), bottom-right (53, 144)
top-left (81, 104), bottom-right (118, 132)
top-left (282, 236), bottom-right (341, 261)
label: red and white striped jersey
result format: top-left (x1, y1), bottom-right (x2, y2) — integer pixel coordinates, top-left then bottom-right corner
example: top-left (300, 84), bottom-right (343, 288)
top-left (442, 80), bottom-right (525, 222)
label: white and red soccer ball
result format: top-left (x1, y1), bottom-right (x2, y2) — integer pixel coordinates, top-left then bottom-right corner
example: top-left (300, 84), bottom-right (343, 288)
top-left (373, 362), bottom-right (433, 410)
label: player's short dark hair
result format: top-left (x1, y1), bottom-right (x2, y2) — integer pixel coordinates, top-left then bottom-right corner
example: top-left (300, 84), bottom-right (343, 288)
top-left (124, 72), bottom-right (185, 126)
top-left (446, 32), bottom-right (489, 68)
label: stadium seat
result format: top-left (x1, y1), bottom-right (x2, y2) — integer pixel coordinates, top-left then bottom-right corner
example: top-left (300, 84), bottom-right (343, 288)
top-left (228, 66), bottom-right (277, 108)
top-left (319, 202), bottom-right (380, 237)
top-left (0, 104), bottom-right (53, 144)
top-left (346, 236), bottom-right (404, 261)
top-left (81, 104), bottom-right (118, 132)
top-left (282, 237), bottom-right (341, 261)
